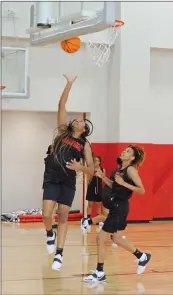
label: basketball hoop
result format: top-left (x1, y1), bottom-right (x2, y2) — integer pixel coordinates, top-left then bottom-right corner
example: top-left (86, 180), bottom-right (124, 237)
top-left (87, 20), bottom-right (124, 67)
top-left (0, 86), bottom-right (6, 90)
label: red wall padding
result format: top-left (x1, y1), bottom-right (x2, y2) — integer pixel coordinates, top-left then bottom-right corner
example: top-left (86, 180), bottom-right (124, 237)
top-left (91, 143), bottom-right (173, 220)
top-left (19, 213), bottom-right (83, 223)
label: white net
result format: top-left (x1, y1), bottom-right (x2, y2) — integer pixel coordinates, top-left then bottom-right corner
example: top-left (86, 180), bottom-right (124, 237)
top-left (2, 47), bottom-right (26, 94)
top-left (87, 20), bottom-right (124, 67)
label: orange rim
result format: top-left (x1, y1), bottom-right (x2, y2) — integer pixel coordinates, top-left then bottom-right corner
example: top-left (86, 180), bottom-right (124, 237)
top-left (112, 20), bottom-right (125, 28)
top-left (1, 86), bottom-right (6, 90)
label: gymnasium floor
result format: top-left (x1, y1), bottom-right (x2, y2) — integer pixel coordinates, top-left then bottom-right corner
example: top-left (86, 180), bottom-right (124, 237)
top-left (2, 221), bottom-right (173, 295)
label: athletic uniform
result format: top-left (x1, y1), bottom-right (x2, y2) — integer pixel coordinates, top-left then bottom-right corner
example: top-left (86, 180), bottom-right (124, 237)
top-left (86, 167), bottom-right (103, 202)
top-left (102, 165), bottom-right (135, 233)
top-left (81, 166), bottom-right (134, 233)
top-left (43, 136), bottom-right (86, 207)
top-left (83, 165), bottom-right (151, 282)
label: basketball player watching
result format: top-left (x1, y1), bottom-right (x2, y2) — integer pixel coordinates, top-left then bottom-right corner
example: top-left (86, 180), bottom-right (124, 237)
top-left (86, 156), bottom-right (105, 220)
top-left (83, 145), bottom-right (151, 282)
top-left (42, 74), bottom-right (94, 271)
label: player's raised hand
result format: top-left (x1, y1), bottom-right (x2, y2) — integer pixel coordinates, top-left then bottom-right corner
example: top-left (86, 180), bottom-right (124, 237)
top-left (63, 74), bottom-right (77, 84)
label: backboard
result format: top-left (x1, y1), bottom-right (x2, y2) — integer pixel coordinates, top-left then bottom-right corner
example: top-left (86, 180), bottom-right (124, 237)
top-left (2, 47), bottom-right (30, 98)
top-left (27, 2), bottom-right (117, 46)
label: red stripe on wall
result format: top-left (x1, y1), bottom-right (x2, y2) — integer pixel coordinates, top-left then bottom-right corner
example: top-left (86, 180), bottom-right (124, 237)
top-left (91, 143), bottom-right (173, 220)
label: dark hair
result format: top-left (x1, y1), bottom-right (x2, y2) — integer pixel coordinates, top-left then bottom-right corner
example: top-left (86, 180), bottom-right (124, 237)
top-left (95, 156), bottom-right (101, 163)
top-left (46, 145), bottom-right (52, 155)
top-left (66, 119), bottom-right (93, 139)
top-left (116, 156), bottom-right (122, 166)
top-left (128, 145), bottom-right (145, 168)
top-left (116, 145), bottom-right (145, 168)
top-left (53, 119), bottom-right (93, 171)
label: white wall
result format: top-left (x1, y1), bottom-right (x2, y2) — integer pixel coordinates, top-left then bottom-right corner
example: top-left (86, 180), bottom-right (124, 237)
top-left (117, 1), bottom-right (173, 144)
top-left (150, 48), bottom-right (173, 144)
top-left (149, 2), bottom-right (173, 49)
top-left (2, 44), bottom-right (109, 143)
top-left (2, 2), bottom-right (34, 38)
top-left (2, 45), bottom-right (108, 113)
top-left (106, 13), bottom-right (121, 142)
top-left (2, 111), bottom-right (84, 213)
top-left (119, 2), bottom-right (151, 143)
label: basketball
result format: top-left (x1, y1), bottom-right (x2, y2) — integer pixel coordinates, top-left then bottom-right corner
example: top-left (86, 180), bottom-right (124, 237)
top-left (61, 37), bottom-right (81, 53)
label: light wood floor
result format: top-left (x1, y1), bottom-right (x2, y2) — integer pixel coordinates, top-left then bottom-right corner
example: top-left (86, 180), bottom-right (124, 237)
top-left (2, 221), bottom-right (173, 295)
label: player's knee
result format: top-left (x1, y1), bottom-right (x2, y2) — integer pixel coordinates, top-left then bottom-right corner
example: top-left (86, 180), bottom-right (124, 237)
top-left (58, 210), bottom-right (68, 223)
top-left (42, 211), bottom-right (52, 221)
top-left (97, 234), bottom-right (106, 246)
top-left (113, 233), bottom-right (122, 244)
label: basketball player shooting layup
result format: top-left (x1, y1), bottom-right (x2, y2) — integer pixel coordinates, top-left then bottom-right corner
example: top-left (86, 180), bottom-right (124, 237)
top-left (82, 145), bottom-right (151, 282)
top-left (42, 74), bottom-right (94, 271)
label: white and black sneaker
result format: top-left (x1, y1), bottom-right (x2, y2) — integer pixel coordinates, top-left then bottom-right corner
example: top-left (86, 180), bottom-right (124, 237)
top-left (81, 218), bottom-right (91, 233)
top-left (46, 232), bottom-right (56, 254)
top-left (84, 270), bottom-right (106, 282)
top-left (137, 253), bottom-right (151, 274)
top-left (52, 254), bottom-right (63, 271)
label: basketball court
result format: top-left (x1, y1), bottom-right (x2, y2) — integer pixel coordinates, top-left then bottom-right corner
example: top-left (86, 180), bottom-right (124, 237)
top-left (2, 222), bottom-right (173, 295)
top-left (1, 1), bottom-right (173, 295)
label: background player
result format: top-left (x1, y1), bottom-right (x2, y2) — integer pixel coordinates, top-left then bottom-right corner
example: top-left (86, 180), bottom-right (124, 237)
top-left (86, 156), bottom-right (105, 221)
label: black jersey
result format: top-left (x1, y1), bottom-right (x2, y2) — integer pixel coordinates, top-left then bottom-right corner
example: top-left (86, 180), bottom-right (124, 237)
top-left (102, 165), bottom-right (136, 209)
top-left (43, 136), bottom-right (86, 188)
top-left (110, 165), bottom-right (136, 201)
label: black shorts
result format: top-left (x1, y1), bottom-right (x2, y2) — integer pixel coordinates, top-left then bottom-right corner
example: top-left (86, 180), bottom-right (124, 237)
top-left (43, 182), bottom-right (75, 207)
top-left (86, 190), bottom-right (102, 202)
top-left (102, 201), bottom-right (129, 233)
top-left (86, 184), bottom-right (102, 202)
